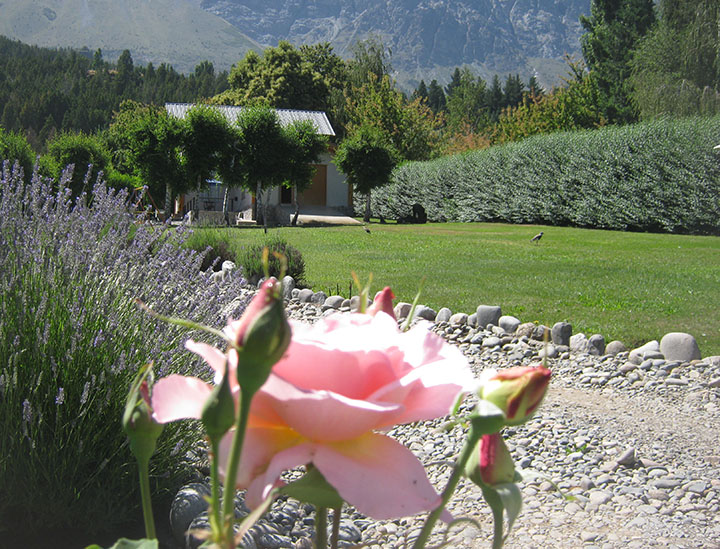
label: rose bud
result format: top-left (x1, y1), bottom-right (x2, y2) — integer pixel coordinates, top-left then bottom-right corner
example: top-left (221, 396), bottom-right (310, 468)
top-left (227, 277), bottom-right (291, 395)
top-left (201, 362), bottom-right (236, 442)
top-left (465, 433), bottom-right (516, 487)
top-left (123, 365), bottom-right (163, 465)
top-left (479, 366), bottom-right (551, 425)
top-left (367, 286), bottom-right (396, 319)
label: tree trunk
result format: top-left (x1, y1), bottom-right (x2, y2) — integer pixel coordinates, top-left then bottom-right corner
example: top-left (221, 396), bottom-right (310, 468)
top-left (222, 186), bottom-right (230, 226)
top-left (364, 192), bottom-right (371, 223)
top-left (292, 184), bottom-right (300, 226)
top-left (255, 182), bottom-right (262, 225)
top-left (164, 182), bottom-right (173, 222)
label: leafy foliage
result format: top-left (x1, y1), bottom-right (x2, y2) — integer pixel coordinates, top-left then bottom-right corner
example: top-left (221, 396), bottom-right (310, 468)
top-left (239, 236), bottom-right (306, 285)
top-left (0, 37), bottom-right (228, 149)
top-left (44, 131), bottom-right (112, 197)
top-left (0, 127), bottom-right (34, 179)
top-left (368, 116), bottom-right (720, 234)
top-left (0, 163), bottom-right (248, 543)
top-left (580, 0), bottom-right (656, 123)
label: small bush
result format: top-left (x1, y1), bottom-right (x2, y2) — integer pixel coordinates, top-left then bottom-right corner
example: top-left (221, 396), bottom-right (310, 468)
top-left (240, 236), bottom-right (305, 285)
top-left (0, 162), bottom-right (248, 543)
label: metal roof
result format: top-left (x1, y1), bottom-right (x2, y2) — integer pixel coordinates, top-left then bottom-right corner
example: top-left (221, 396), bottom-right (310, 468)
top-left (165, 103), bottom-right (335, 136)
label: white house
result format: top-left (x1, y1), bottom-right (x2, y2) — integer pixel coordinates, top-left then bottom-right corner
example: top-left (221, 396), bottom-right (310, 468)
top-left (165, 103), bottom-right (351, 224)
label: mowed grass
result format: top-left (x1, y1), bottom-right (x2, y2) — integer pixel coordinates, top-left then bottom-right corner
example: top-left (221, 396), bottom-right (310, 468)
top-left (187, 222), bottom-right (720, 356)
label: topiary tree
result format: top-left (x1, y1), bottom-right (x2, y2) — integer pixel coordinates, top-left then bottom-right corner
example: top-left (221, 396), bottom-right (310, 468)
top-left (334, 124), bottom-right (399, 222)
top-left (0, 127), bottom-right (34, 180)
top-left (44, 131), bottom-right (111, 197)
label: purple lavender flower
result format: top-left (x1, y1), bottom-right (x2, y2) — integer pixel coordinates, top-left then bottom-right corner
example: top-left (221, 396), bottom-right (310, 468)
top-left (55, 387), bottom-right (65, 405)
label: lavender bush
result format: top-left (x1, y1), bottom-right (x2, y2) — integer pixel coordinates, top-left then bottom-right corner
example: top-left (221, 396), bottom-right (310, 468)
top-left (0, 162), bottom-right (249, 542)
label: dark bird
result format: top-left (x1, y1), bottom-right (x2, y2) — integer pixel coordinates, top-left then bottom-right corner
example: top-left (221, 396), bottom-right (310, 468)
top-left (363, 225), bottom-right (371, 234)
top-left (531, 231), bottom-right (543, 244)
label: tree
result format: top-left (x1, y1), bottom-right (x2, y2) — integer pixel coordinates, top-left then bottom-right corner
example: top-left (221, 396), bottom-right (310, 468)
top-left (413, 80), bottom-right (429, 103)
top-left (580, 0), bottom-right (655, 123)
top-left (347, 36), bottom-right (392, 89)
top-left (44, 131), bottom-right (111, 197)
top-left (629, 0), bottom-right (720, 118)
top-left (0, 127), bottom-right (34, 180)
top-left (334, 125), bottom-right (398, 223)
top-left (106, 101), bottom-right (185, 216)
top-left (445, 68), bottom-right (489, 132)
top-left (233, 106), bottom-right (289, 229)
top-left (345, 74), bottom-right (442, 161)
top-left (215, 42), bottom-right (329, 111)
top-left (427, 80), bottom-right (447, 113)
top-left (282, 120), bottom-right (328, 225)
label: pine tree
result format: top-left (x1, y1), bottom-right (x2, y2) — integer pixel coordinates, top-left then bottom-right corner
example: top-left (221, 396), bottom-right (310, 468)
top-left (581, 0), bottom-right (656, 123)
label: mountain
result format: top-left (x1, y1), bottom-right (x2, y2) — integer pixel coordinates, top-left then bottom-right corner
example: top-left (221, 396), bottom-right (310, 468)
top-left (198, 0), bottom-right (591, 87)
top-left (0, 0), bottom-right (590, 88)
top-left (0, 0), bottom-right (261, 73)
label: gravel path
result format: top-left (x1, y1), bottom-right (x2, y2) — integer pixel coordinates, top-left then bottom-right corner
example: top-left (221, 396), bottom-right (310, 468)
top-left (170, 297), bottom-right (720, 549)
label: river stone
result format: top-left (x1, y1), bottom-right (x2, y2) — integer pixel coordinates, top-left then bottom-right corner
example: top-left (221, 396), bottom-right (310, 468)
top-left (322, 295), bottom-right (345, 310)
top-left (291, 288), bottom-right (300, 299)
top-left (551, 322), bottom-right (572, 346)
top-left (297, 288), bottom-right (314, 303)
top-left (414, 305), bottom-right (437, 321)
top-left (170, 483), bottom-right (211, 544)
top-left (570, 333), bottom-right (590, 353)
top-left (588, 334), bottom-right (606, 356)
top-left (476, 305), bottom-right (502, 328)
top-left (282, 275), bottom-right (295, 299)
top-left (310, 290), bottom-right (327, 305)
top-left (516, 322), bottom-right (536, 338)
top-left (606, 340), bottom-right (627, 355)
top-left (531, 324), bottom-right (550, 341)
top-left (660, 332), bottom-right (702, 362)
top-left (628, 340), bottom-right (660, 364)
top-left (436, 307), bottom-right (452, 323)
top-left (499, 315), bottom-right (521, 334)
top-left (468, 312), bottom-right (478, 327)
top-left (449, 312), bottom-right (469, 325)
top-left (394, 301), bottom-right (412, 319)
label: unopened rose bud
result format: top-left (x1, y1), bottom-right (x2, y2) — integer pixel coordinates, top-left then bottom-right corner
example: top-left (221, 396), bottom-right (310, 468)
top-left (123, 366), bottom-right (163, 465)
top-left (201, 363), bottom-right (235, 442)
top-left (479, 366), bottom-right (550, 425)
top-left (228, 277), bottom-right (291, 395)
top-left (367, 287), bottom-right (396, 319)
top-left (465, 433), bottom-right (516, 487)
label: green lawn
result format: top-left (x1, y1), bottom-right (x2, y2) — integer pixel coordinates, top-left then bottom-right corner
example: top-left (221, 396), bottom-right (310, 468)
top-left (186, 222), bottom-right (720, 356)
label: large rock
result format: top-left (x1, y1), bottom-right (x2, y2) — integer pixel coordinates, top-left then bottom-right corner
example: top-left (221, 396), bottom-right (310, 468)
top-left (414, 305), bottom-right (437, 321)
top-left (436, 307), bottom-right (452, 323)
top-left (588, 334), bottom-right (606, 356)
top-left (628, 340), bottom-right (660, 364)
top-left (297, 288), bottom-right (314, 303)
top-left (515, 322), bottom-right (535, 338)
top-left (449, 312), bottom-right (469, 325)
top-left (551, 322), bottom-right (572, 346)
top-left (170, 483), bottom-right (211, 544)
top-left (322, 295), bottom-right (345, 310)
top-left (281, 275), bottom-right (295, 300)
top-left (476, 305), bottom-right (502, 328)
top-left (531, 324), bottom-right (550, 341)
top-left (394, 301), bottom-right (412, 319)
top-left (310, 290), bottom-right (327, 305)
top-left (605, 340), bottom-right (626, 355)
top-left (659, 332), bottom-right (701, 362)
top-left (499, 315), bottom-right (521, 334)
top-left (570, 333), bottom-right (590, 353)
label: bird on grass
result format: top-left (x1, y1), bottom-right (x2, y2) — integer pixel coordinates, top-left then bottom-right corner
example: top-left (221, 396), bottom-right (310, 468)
top-left (363, 225), bottom-right (371, 234)
top-left (531, 231), bottom-right (543, 244)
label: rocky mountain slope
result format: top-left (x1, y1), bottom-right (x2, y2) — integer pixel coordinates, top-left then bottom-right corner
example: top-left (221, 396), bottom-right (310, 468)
top-left (200, 0), bottom-right (591, 86)
top-left (0, 0), bottom-right (590, 86)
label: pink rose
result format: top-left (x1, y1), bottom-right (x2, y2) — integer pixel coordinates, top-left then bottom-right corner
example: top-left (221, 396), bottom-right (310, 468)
top-left (231, 309), bottom-right (474, 519)
top-left (478, 365), bottom-right (551, 425)
top-left (153, 299), bottom-right (473, 520)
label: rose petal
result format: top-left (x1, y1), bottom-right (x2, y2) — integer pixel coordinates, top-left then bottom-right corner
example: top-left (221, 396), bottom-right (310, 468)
top-left (185, 340), bottom-right (227, 379)
top-left (252, 374), bottom-right (403, 441)
top-left (314, 432), bottom-right (444, 520)
top-left (151, 374), bottom-right (212, 423)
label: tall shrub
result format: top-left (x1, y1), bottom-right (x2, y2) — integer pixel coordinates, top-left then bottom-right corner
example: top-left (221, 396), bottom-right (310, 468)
top-left (0, 163), bottom-right (248, 542)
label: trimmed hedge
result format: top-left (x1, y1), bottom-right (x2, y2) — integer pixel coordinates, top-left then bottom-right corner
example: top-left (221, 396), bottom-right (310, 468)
top-left (368, 116), bottom-right (720, 234)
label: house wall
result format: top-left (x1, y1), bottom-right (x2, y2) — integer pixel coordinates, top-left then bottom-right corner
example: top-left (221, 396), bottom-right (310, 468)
top-left (323, 153), bottom-right (350, 209)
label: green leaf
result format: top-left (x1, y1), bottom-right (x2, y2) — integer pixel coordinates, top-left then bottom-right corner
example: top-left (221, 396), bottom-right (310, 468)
top-left (280, 467), bottom-right (345, 509)
top-left (494, 483), bottom-right (523, 536)
top-left (468, 400), bottom-right (505, 435)
top-left (85, 539), bottom-right (159, 549)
